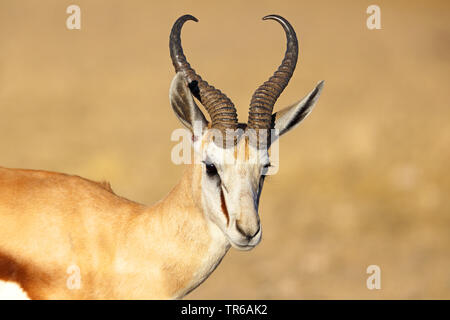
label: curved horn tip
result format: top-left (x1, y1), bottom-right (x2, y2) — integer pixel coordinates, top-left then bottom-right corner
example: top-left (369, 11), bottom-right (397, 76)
top-left (262, 14), bottom-right (288, 22)
top-left (261, 15), bottom-right (295, 31)
top-left (177, 14), bottom-right (199, 23)
top-left (262, 14), bottom-right (280, 20)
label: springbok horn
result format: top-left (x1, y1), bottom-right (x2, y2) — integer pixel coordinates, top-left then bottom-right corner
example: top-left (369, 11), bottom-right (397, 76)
top-left (170, 15), bottom-right (238, 130)
top-left (248, 15), bottom-right (298, 130)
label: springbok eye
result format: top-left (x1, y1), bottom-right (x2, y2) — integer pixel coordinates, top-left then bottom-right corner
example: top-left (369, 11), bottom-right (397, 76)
top-left (204, 162), bottom-right (218, 177)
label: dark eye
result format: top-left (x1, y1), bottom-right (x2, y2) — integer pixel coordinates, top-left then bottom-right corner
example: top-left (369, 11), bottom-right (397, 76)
top-left (204, 162), bottom-right (218, 177)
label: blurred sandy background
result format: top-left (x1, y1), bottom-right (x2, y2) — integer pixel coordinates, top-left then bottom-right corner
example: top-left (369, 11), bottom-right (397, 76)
top-left (0, 0), bottom-right (449, 299)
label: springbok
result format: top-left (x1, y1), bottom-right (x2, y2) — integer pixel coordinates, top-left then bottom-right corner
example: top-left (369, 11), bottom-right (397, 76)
top-left (0, 14), bottom-right (323, 299)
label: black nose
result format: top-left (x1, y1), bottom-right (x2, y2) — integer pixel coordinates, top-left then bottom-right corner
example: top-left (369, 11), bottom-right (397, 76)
top-left (236, 223), bottom-right (260, 240)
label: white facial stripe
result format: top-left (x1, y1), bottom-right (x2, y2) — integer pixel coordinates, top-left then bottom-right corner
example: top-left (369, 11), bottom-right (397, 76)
top-left (199, 132), bottom-right (266, 249)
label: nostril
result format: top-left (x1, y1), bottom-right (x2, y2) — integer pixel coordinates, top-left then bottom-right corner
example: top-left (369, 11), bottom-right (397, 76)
top-left (252, 225), bottom-right (261, 238)
top-left (236, 222), bottom-right (260, 240)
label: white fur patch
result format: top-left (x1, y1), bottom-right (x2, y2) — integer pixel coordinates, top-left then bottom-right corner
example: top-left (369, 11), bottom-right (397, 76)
top-left (0, 280), bottom-right (30, 300)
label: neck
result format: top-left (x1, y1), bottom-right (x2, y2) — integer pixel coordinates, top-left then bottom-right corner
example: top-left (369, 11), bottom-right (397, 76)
top-left (117, 164), bottom-right (230, 299)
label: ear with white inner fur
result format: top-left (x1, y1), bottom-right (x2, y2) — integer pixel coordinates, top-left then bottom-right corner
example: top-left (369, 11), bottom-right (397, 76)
top-left (271, 81), bottom-right (324, 138)
top-left (169, 72), bottom-right (208, 133)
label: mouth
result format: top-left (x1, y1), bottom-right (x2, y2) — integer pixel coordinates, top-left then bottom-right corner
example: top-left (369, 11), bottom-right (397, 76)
top-left (226, 228), bottom-right (262, 251)
top-left (229, 240), bottom-right (257, 251)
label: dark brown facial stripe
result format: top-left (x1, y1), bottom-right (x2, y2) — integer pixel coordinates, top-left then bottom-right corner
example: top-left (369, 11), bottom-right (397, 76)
top-left (220, 189), bottom-right (230, 226)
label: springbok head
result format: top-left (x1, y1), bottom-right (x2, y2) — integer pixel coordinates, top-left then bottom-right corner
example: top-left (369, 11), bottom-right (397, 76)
top-left (169, 14), bottom-right (324, 250)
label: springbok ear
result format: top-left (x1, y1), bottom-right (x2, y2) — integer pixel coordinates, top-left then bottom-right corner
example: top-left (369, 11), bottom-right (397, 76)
top-left (169, 72), bottom-right (208, 133)
top-left (272, 81), bottom-right (324, 137)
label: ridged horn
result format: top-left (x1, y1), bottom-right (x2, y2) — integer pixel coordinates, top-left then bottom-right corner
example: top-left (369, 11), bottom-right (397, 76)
top-left (170, 14), bottom-right (238, 130)
top-left (248, 15), bottom-right (299, 129)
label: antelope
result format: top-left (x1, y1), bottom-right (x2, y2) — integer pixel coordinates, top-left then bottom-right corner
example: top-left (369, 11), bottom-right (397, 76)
top-left (0, 14), bottom-right (323, 300)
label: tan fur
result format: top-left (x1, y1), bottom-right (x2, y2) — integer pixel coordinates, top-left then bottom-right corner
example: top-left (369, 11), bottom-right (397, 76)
top-left (0, 164), bottom-right (226, 299)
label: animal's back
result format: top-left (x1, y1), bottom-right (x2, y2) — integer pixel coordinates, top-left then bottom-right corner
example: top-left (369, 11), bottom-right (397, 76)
top-left (0, 166), bottom-right (144, 299)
